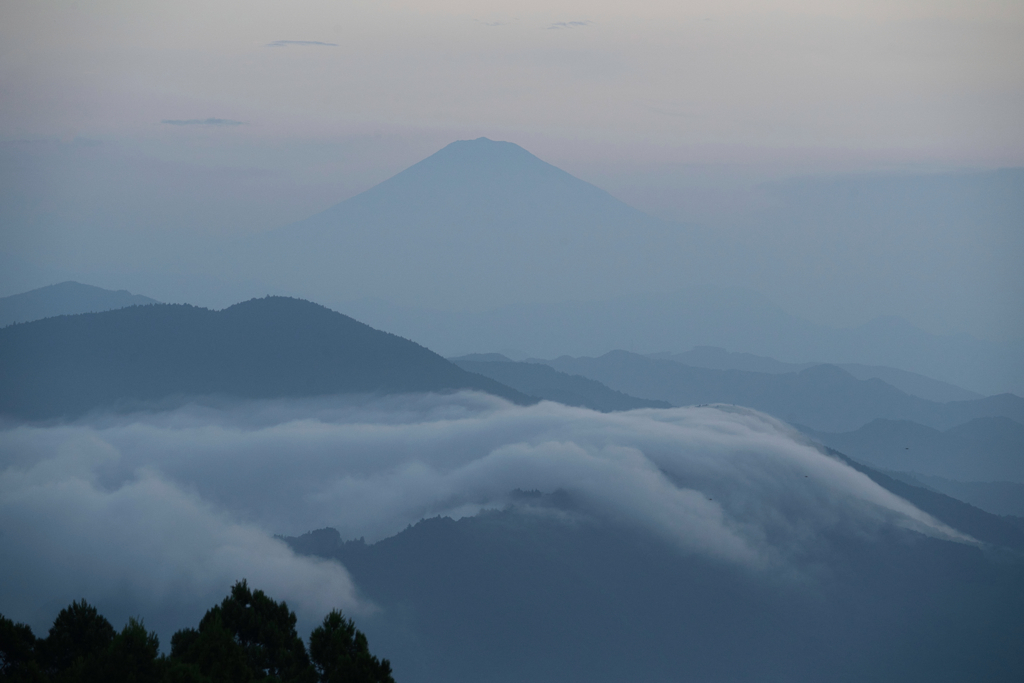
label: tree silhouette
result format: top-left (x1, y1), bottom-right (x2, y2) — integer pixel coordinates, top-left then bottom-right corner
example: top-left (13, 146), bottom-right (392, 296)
top-left (0, 581), bottom-right (394, 683)
top-left (309, 610), bottom-right (394, 683)
top-left (171, 580), bottom-right (316, 683)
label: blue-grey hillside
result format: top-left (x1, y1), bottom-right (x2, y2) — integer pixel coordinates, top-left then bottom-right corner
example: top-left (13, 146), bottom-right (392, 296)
top-left (342, 291), bottom-right (1024, 397)
top-left (0, 281), bottom-right (157, 328)
top-left (652, 346), bottom-right (983, 403)
top-left (0, 296), bottom-right (531, 420)
top-left (223, 139), bottom-right (1022, 396)
top-left (540, 351), bottom-right (1024, 432)
top-left (451, 356), bottom-right (670, 412)
top-left (283, 484), bottom-right (1024, 683)
top-left (237, 138), bottom-right (688, 312)
top-left (802, 417), bottom-right (1024, 484)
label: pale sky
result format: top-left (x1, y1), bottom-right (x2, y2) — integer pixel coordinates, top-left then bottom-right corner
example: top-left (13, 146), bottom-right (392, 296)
top-left (0, 0), bottom-right (1022, 342)
top-left (2, 0), bottom-right (1022, 164)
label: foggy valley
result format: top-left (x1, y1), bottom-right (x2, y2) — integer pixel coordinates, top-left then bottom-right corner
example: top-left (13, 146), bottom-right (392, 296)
top-left (2, 1), bottom-right (1023, 681)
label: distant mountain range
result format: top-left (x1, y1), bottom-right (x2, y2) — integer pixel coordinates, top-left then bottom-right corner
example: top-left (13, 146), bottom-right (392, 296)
top-left (802, 417), bottom-right (1024, 485)
top-left (451, 355), bottom-right (670, 412)
top-left (537, 351), bottom-right (1023, 433)
top-left (339, 290), bottom-right (1024, 397)
top-left (0, 281), bottom-right (158, 328)
top-left (0, 297), bottom-right (531, 420)
top-left (891, 474), bottom-right (1024, 518)
top-left (651, 346), bottom-right (983, 403)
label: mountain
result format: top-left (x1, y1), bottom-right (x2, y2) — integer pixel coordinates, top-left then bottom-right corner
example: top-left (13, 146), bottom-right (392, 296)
top-left (0, 281), bottom-right (158, 328)
top-left (0, 296), bottom-right (531, 420)
top-left (894, 475), bottom-right (1024, 518)
top-left (224, 139), bottom-right (1022, 396)
top-left (339, 291), bottom-right (1024, 397)
top-left (537, 351), bottom-right (1024, 432)
top-left (283, 487), bottom-right (1024, 683)
top-left (802, 416), bottom-right (1024, 484)
top-left (237, 138), bottom-right (689, 312)
top-left (651, 346), bottom-right (983, 403)
top-left (451, 356), bottom-right (670, 412)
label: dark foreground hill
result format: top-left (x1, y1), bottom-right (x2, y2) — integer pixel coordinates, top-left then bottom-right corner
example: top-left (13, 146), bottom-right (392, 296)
top-left (285, 487), bottom-right (1024, 683)
top-left (451, 356), bottom-right (670, 412)
top-left (0, 281), bottom-right (158, 328)
top-left (540, 351), bottom-right (1024, 432)
top-left (0, 297), bottom-right (531, 420)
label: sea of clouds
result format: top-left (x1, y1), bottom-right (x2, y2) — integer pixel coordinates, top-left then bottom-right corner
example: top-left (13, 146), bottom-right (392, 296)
top-left (0, 392), bottom-right (962, 645)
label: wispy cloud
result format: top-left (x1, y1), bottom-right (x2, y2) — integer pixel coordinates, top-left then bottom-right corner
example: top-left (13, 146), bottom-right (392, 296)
top-left (548, 20), bottom-right (592, 29)
top-left (161, 118), bottom-right (244, 126)
top-left (266, 40), bottom-right (338, 48)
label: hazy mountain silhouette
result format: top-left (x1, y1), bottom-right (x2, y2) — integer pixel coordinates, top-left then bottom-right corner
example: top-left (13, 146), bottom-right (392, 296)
top-left (340, 290), bottom-right (1024, 397)
top-left (283, 485), bottom-right (1024, 683)
top-left (538, 351), bottom-right (1024, 432)
top-left (451, 356), bottom-right (670, 412)
top-left (892, 474), bottom-right (1024, 517)
top-left (0, 296), bottom-right (532, 420)
top-left (0, 281), bottom-right (158, 328)
top-left (238, 138), bottom-right (688, 312)
top-left (651, 346), bottom-right (983, 402)
top-left (225, 138), bottom-right (1023, 396)
top-left (803, 416), bottom-right (1024, 484)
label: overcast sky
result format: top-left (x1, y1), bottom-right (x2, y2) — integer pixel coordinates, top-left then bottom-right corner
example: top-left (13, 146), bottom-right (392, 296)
top-left (1, 0), bottom-right (1022, 342)
top-left (3, 0), bottom-right (1021, 168)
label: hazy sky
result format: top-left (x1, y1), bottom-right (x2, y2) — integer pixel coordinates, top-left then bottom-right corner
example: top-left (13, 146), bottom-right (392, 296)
top-left (3, 0), bottom-right (1021, 167)
top-left (1, 0), bottom-right (1022, 343)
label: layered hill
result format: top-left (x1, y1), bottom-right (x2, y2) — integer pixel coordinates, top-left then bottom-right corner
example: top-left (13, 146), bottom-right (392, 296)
top-left (803, 416), bottom-right (1024, 484)
top-left (0, 281), bottom-right (158, 328)
top-left (651, 346), bottom-right (983, 403)
top-left (0, 296), bottom-right (530, 420)
top-left (539, 351), bottom-right (1024, 432)
top-left (223, 138), bottom-right (1022, 396)
top-left (451, 355), bottom-right (669, 412)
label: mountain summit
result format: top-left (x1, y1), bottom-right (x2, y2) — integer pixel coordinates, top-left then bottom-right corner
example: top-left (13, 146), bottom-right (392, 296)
top-left (0, 296), bottom-right (531, 419)
top-left (238, 138), bottom-right (689, 311)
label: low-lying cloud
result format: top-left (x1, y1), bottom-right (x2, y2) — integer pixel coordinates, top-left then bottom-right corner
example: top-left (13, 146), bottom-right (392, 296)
top-left (548, 21), bottom-right (592, 29)
top-left (161, 118), bottom-right (244, 126)
top-left (0, 393), bottom-right (961, 643)
top-left (266, 40), bottom-right (339, 48)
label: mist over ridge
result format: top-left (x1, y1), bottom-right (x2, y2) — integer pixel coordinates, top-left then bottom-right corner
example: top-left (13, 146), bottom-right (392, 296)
top-left (0, 393), bottom-right (970, 637)
top-left (3, 3), bottom-right (1023, 678)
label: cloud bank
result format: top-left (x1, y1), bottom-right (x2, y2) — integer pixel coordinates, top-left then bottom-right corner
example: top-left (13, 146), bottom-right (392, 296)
top-left (160, 118), bottom-right (244, 126)
top-left (265, 40), bottom-right (338, 48)
top-left (548, 21), bottom-right (592, 29)
top-left (0, 393), bottom-right (960, 643)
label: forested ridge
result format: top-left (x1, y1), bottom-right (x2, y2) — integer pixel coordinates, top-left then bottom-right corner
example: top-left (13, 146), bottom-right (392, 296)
top-left (0, 581), bottom-right (393, 683)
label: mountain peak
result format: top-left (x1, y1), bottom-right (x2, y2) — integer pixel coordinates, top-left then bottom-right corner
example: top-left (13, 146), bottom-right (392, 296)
top-left (399, 137), bottom-right (561, 182)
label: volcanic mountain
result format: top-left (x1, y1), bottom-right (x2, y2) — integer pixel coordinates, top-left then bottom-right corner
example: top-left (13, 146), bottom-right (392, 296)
top-left (237, 138), bottom-right (689, 311)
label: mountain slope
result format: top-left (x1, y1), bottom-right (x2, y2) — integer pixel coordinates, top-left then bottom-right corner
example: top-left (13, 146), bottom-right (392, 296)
top-left (0, 281), bottom-right (158, 328)
top-left (802, 417), bottom-right (1024, 483)
top-left (339, 290), bottom-right (1024, 397)
top-left (540, 351), bottom-right (1024, 432)
top-left (0, 296), bottom-right (531, 419)
top-left (451, 357), bottom-right (670, 412)
top-left (284, 497), bottom-right (1024, 683)
top-left (652, 346), bottom-right (983, 403)
top-left (238, 138), bottom-right (688, 311)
